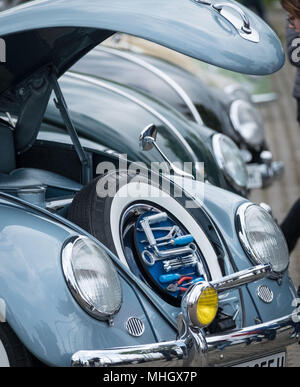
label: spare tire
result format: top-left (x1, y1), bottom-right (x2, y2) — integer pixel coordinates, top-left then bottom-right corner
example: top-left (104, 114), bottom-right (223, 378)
top-left (67, 169), bottom-right (223, 303)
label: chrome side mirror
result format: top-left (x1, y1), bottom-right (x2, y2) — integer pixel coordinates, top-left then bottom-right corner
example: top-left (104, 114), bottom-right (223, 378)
top-left (139, 124), bottom-right (194, 180)
top-left (139, 124), bottom-right (158, 151)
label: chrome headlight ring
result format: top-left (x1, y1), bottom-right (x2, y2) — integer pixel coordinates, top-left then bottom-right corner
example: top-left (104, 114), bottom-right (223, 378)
top-left (230, 99), bottom-right (264, 148)
top-left (236, 203), bottom-right (289, 279)
top-left (62, 236), bottom-right (122, 324)
top-left (212, 133), bottom-right (248, 191)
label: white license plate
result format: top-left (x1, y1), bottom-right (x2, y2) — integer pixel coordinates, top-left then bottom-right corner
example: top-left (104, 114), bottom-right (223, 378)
top-left (233, 352), bottom-right (286, 367)
top-left (247, 164), bottom-right (263, 189)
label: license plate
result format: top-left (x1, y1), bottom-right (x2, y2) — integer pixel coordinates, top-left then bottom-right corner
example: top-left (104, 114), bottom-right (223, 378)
top-left (233, 352), bottom-right (286, 367)
top-left (247, 164), bottom-right (263, 189)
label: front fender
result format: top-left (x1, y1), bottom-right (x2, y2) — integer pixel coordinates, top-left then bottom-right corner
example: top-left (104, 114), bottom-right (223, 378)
top-left (0, 200), bottom-right (176, 366)
top-left (171, 178), bottom-right (298, 323)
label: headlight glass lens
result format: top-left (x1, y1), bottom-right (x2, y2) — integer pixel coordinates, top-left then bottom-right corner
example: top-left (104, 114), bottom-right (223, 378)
top-left (230, 99), bottom-right (264, 147)
top-left (63, 237), bottom-right (122, 320)
top-left (238, 204), bottom-right (289, 274)
top-left (212, 133), bottom-right (248, 189)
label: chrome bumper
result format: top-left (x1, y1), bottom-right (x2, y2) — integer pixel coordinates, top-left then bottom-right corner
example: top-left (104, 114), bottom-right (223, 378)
top-left (207, 313), bottom-right (299, 366)
top-left (247, 160), bottom-right (284, 189)
top-left (71, 313), bottom-right (299, 367)
top-left (71, 265), bottom-right (299, 367)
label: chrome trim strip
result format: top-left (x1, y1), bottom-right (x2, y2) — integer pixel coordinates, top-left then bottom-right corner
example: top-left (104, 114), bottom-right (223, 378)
top-left (96, 46), bottom-right (203, 125)
top-left (66, 71), bottom-right (199, 166)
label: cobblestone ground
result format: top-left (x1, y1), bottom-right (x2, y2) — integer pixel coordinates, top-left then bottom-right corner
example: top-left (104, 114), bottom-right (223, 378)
top-left (249, 6), bottom-right (300, 367)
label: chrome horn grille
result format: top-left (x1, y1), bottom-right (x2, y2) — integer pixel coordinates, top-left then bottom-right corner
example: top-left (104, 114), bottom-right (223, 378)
top-left (125, 317), bottom-right (145, 337)
top-left (257, 285), bottom-right (274, 304)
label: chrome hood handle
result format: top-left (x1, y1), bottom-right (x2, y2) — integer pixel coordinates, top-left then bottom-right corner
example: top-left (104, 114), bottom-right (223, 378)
top-left (195, 0), bottom-right (260, 43)
top-left (212, 2), bottom-right (251, 34)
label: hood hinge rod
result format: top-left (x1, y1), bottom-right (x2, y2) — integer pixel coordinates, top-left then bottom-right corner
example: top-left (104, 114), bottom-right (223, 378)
top-left (51, 73), bottom-right (92, 185)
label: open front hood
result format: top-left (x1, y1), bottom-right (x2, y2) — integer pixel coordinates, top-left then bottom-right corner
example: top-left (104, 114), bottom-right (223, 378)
top-left (0, 0), bottom-right (284, 151)
top-left (0, 0), bottom-right (284, 90)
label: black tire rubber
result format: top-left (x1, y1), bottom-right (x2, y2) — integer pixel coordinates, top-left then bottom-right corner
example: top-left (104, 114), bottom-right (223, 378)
top-left (68, 170), bottom-right (194, 256)
top-left (68, 171), bottom-right (132, 256)
top-left (0, 323), bottom-right (34, 367)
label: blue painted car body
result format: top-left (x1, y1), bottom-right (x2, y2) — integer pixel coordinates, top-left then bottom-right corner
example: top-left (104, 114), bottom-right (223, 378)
top-left (0, 0), bottom-right (297, 367)
top-left (0, 180), bottom-right (297, 366)
top-left (0, 195), bottom-right (178, 366)
top-left (0, 0), bottom-right (284, 76)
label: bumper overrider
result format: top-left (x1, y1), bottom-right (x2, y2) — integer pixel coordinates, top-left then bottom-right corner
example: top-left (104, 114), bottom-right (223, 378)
top-left (71, 265), bottom-right (300, 367)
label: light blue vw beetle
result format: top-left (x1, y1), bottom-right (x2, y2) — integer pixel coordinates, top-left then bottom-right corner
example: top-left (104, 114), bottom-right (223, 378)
top-left (0, 0), bottom-right (298, 367)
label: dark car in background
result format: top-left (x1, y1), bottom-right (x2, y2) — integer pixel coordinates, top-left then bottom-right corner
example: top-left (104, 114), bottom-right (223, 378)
top-left (72, 45), bottom-right (284, 189)
top-left (41, 70), bottom-right (249, 198)
top-left (0, 0), bottom-right (27, 11)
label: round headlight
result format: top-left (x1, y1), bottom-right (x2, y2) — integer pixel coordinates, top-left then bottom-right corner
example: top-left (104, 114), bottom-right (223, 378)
top-left (212, 133), bottom-right (248, 190)
top-left (237, 203), bottom-right (289, 275)
top-left (183, 282), bottom-right (218, 328)
top-left (230, 99), bottom-right (264, 148)
top-left (62, 236), bottom-right (122, 322)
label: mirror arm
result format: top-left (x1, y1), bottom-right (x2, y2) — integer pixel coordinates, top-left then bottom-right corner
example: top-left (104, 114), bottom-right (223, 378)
top-left (146, 136), bottom-right (194, 180)
top-left (139, 124), bottom-right (194, 179)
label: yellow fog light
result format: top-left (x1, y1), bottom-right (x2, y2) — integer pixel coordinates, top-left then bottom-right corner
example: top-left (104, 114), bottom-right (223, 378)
top-left (197, 286), bottom-right (218, 326)
top-left (183, 282), bottom-right (218, 328)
